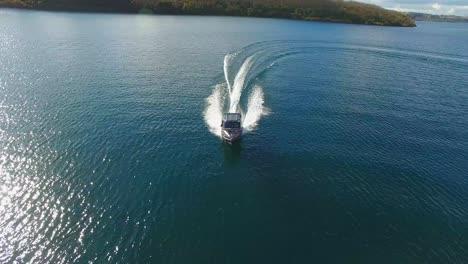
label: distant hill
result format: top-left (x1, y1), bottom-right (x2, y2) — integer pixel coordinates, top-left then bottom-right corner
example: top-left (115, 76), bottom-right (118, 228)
top-left (407, 12), bottom-right (468, 23)
top-left (0, 0), bottom-right (415, 27)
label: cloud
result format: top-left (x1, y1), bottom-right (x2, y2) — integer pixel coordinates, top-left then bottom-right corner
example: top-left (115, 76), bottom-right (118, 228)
top-left (358, 0), bottom-right (468, 16)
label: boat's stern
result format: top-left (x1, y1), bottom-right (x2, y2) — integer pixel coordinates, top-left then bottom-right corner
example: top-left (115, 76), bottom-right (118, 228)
top-left (221, 113), bottom-right (242, 143)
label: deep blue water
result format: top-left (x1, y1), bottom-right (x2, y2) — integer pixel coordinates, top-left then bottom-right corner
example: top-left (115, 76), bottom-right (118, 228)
top-left (1, 9), bottom-right (468, 263)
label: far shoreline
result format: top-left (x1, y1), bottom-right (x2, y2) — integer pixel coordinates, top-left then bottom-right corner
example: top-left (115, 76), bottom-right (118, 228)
top-left (0, 6), bottom-right (417, 28)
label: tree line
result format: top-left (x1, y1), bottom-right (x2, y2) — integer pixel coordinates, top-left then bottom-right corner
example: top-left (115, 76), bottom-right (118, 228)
top-left (0, 0), bottom-right (415, 26)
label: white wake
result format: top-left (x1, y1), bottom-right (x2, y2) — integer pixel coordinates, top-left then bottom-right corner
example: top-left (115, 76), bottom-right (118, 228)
top-left (229, 56), bottom-right (254, 112)
top-left (204, 53), bottom-right (268, 138)
top-left (224, 54), bottom-right (233, 93)
top-left (204, 84), bottom-right (225, 137)
top-left (243, 85), bottom-right (268, 132)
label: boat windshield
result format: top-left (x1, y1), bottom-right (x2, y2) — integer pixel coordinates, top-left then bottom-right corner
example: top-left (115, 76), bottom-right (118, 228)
top-left (224, 121), bottom-right (240, 129)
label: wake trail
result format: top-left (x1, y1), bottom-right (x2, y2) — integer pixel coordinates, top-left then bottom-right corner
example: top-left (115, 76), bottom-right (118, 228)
top-left (224, 54), bottom-right (233, 94)
top-left (205, 39), bottom-right (465, 139)
top-left (243, 85), bottom-right (268, 133)
top-left (204, 51), bottom-right (268, 138)
top-left (229, 56), bottom-right (254, 112)
top-left (204, 84), bottom-right (224, 137)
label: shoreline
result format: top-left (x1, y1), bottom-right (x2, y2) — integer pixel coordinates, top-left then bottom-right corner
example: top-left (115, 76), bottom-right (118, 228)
top-left (0, 6), bottom-right (416, 27)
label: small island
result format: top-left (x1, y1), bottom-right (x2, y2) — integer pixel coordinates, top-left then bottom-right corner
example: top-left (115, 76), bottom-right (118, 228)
top-left (0, 0), bottom-right (416, 27)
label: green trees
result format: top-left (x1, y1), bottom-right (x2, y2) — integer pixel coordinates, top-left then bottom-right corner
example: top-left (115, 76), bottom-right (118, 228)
top-left (127, 0), bottom-right (415, 26)
top-left (0, 0), bottom-right (415, 27)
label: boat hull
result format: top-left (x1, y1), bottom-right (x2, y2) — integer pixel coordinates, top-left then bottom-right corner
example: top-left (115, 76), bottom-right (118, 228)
top-left (221, 129), bottom-right (242, 143)
top-left (221, 113), bottom-right (242, 143)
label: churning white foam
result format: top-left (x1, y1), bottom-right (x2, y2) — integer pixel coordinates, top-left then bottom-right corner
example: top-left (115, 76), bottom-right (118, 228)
top-left (204, 84), bottom-right (225, 137)
top-left (243, 85), bottom-right (268, 132)
top-left (204, 53), bottom-right (268, 138)
top-left (229, 56), bottom-right (254, 112)
top-left (224, 54), bottom-right (233, 94)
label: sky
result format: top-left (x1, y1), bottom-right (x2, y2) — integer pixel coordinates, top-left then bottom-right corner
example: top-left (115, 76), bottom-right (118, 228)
top-left (358, 0), bottom-right (468, 16)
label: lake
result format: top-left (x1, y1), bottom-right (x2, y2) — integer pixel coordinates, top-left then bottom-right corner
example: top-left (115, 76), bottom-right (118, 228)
top-left (1, 9), bottom-right (468, 263)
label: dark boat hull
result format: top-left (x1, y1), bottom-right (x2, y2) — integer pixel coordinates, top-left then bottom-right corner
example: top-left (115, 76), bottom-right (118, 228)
top-left (221, 129), bottom-right (242, 143)
top-left (221, 113), bottom-right (242, 142)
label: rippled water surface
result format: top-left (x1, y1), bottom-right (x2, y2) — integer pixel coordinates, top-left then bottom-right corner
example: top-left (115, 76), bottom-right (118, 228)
top-left (1, 9), bottom-right (468, 263)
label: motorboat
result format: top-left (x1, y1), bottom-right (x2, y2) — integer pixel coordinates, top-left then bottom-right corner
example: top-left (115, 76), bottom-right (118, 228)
top-left (221, 113), bottom-right (242, 142)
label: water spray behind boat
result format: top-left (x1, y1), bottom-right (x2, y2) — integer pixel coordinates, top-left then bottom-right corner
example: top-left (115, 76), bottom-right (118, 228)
top-left (204, 51), bottom-right (268, 141)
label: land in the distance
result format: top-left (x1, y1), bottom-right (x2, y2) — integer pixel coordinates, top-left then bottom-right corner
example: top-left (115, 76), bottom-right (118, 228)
top-left (407, 12), bottom-right (468, 23)
top-left (0, 0), bottom-right (415, 27)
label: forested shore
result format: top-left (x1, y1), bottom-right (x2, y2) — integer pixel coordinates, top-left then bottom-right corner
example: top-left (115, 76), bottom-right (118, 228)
top-left (0, 0), bottom-right (416, 27)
